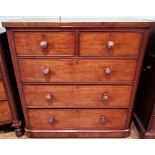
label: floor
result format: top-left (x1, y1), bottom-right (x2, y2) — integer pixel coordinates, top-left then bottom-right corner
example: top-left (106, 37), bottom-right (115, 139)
top-left (0, 122), bottom-right (139, 139)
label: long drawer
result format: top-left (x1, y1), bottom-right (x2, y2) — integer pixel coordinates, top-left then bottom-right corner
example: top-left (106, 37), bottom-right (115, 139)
top-left (14, 31), bottom-right (76, 56)
top-left (0, 81), bottom-right (7, 101)
top-left (80, 32), bottom-right (142, 56)
top-left (28, 109), bottom-right (128, 130)
top-left (18, 59), bottom-right (137, 83)
top-left (24, 85), bottom-right (132, 107)
top-left (0, 101), bottom-right (12, 124)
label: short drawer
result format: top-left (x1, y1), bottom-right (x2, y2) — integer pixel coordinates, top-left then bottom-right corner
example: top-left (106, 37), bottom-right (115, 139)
top-left (0, 81), bottom-right (7, 101)
top-left (80, 32), bottom-right (142, 56)
top-left (14, 32), bottom-right (76, 56)
top-left (0, 101), bottom-right (12, 124)
top-left (18, 59), bottom-right (137, 83)
top-left (28, 109), bottom-right (128, 130)
top-left (24, 85), bottom-right (132, 107)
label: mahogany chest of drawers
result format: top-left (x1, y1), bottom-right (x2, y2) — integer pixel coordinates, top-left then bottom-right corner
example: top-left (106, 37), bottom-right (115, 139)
top-left (3, 19), bottom-right (153, 138)
top-left (0, 29), bottom-right (23, 137)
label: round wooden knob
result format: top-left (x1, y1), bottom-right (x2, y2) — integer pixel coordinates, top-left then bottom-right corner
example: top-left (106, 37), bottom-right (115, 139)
top-left (145, 65), bottom-right (152, 71)
top-left (40, 40), bottom-right (48, 49)
top-left (100, 116), bottom-right (106, 123)
top-left (143, 65), bottom-right (152, 72)
top-left (102, 94), bottom-right (109, 101)
top-left (43, 68), bottom-right (50, 75)
top-left (104, 67), bottom-right (111, 74)
top-left (45, 93), bottom-right (53, 101)
top-left (107, 40), bottom-right (114, 49)
top-left (48, 116), bottom-right (55, 124)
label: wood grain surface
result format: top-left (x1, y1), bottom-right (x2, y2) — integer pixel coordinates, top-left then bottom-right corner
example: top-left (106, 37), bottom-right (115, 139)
top-left (0, 101), bottom-right (12, 124)
top-left (14, 32), bottom-right (75, 56)
top-left (28, 109), bottom-right (128, 130)
top-left (0, 81), bottom-right (7, 101)
top-left (18, 59), bottom-right (137, 82)
top-left (80, 32), bottom-right (142, 56)
top-left (24, 85), bottom-right (132, 108)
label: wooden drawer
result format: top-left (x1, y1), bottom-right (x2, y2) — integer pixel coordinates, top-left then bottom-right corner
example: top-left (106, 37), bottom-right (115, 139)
top-left (18, 59), bottom-right (137, 83)
top-left (80, 32), bottom-right (142, 56)
top-left (24, 85), bottom-right (132, 107)
top-left (0, 101), bottom-right (12, 124)
top-left (14, 32), bottom-right (76, 56)
top-left (28, 109), bottom-right (128, 130)
top-left (0, 81), bottom-right (7, 101)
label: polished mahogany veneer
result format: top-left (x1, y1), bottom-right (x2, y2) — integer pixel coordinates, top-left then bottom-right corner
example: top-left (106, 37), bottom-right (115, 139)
top-left (0, 81), bottom-right (7, 100)
top-left (0, 101), bottom-right (11, 124)
top-left (14, 32), bottom-right (76, 56)
top-left (18, 59), bottom-right (137, 83)
top-left (28, 109), bottom-right (128, 130)
top-left (3, 18), bottom-right (153, 138)
top-left (80, 32), bottom-right (142, 56)
top-left (23, 85), bottom-right (132, 108)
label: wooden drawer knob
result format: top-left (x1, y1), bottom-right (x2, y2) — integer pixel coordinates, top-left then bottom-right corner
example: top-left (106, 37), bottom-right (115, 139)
top-left (40, 40), bottom-right (48, 49)
top-left (100, 116), bottom-right (106, 123)
top-left (104, 67), bottom-right (111, 74)
top-left (107, 40), bottom-right (114, 49)
top-left (102, 94), bottom-right (109, 101)
top-left (45, 93), bottom-right (53, 101)
top-left (43, 68), bottom-right (50, 75)
top-left (48, 116), bottom-right (55, 124)
top-left (143, 65), bottom-right (152, 72)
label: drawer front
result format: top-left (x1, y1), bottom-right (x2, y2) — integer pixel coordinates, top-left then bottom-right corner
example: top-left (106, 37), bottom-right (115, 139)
top-left (0, 101), bottom-right (12, 123)
top-left (0, 81), bottom-right (7, 101)
top-left (28, 109), bottom-right (128, 130)
top-left (80, 32), bottom-right (142, 56)
top-left (18, 59), bottom-right (137, 82)
top-left (14, 32), bottom-right (75, 56)
top-left (24, 85), bottom-right (132, 107)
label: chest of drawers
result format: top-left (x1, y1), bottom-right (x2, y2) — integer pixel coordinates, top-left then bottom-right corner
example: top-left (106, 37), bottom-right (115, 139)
top-left (0, 30), bottom-right (23, 137)
top-left (3, 19), bottom-right (153, 138)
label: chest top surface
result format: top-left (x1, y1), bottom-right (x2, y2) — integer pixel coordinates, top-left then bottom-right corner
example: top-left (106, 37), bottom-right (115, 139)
top-left (2, 17), bottom-right (154, 28)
